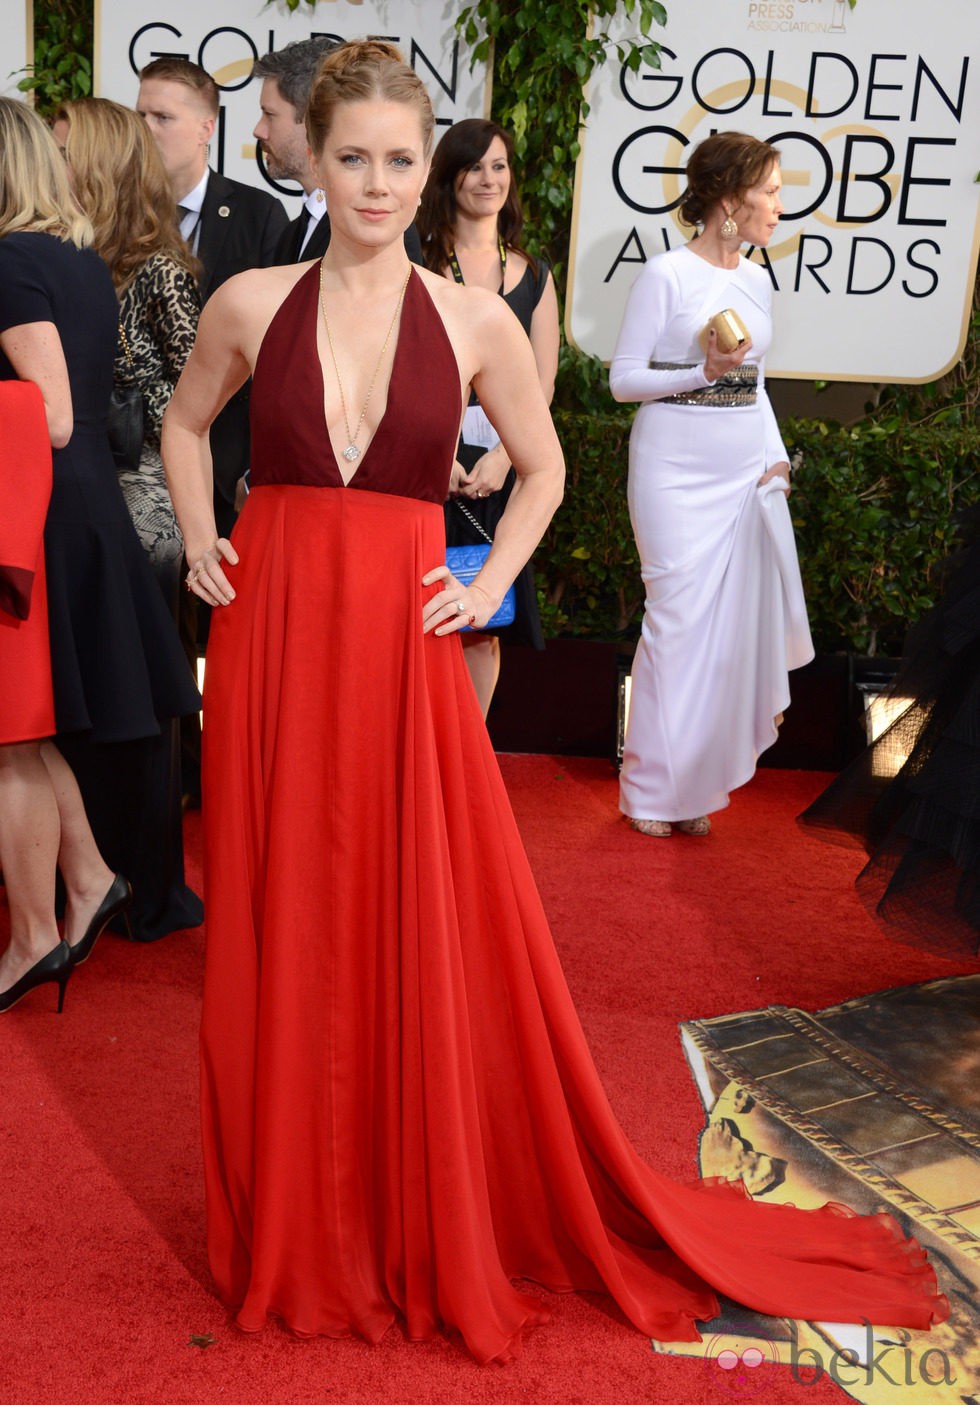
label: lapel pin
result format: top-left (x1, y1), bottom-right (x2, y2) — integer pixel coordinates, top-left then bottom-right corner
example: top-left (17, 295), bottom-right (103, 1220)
top-left (218, 205), bottom-right (230, 218)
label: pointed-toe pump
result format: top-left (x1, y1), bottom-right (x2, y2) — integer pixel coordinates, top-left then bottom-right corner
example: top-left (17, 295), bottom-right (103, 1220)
top-left (69, 874), bottom-right (134, 967)
top-left (0, 940), bottom-right (73, 1014)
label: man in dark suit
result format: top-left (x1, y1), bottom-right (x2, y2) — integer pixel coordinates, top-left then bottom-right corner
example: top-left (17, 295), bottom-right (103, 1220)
top-left (137, 57), bottom-right (289, 533)
top-left (251, 38), bottom-right (423, 266)
top-left (138, 58), bottom-right (289, 807)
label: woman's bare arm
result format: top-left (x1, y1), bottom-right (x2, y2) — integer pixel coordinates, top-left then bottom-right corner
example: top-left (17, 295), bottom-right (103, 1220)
top-left (422, 284), bottom-right (564, 633)
top-left (162, 269), bottom-right (289, 605)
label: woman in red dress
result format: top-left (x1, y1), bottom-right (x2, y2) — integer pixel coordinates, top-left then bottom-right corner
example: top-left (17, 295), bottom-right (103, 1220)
top-left (0, 380), bottom-right (76, 1009)
top-left (0, 107), bottom-right (120, 1012)
top-left (163, 42), bottom-right (946, 1363)
top-left (0, 99), bottom-right (197, 1009)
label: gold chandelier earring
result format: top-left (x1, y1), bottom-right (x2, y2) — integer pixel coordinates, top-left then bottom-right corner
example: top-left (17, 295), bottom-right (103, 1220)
top-left (720, 211), bottom-right (739, 240)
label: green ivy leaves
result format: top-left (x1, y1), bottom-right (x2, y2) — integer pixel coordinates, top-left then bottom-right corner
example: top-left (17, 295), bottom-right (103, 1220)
top-left (18, 2), bottom-right (92, 113)
top-left (456, 0), bottom-right (664, 295)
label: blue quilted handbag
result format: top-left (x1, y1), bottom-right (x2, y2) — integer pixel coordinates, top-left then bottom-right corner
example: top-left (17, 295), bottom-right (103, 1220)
top-left (445, 502), bottom-right (516, 630)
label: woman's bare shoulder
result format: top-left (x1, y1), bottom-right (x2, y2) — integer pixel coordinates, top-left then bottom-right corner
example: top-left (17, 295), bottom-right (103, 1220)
top-left (196, 264), bottom-right (310, 353)
top-left (418, 268), bottom-right (514, 332)
top-left (210, 262), bottom-right (308, 312)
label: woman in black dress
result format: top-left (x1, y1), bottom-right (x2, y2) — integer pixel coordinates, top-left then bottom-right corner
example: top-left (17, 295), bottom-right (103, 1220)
top-left (0, 98), bottom-right (199, 994)
top-left (418, 119), bottom-right (559, 716)
top-left (50, 97), bottom-right (203, 941)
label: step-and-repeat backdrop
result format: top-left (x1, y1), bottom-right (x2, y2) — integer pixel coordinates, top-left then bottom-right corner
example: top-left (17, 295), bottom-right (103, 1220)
top-left (3, 1), bottom-right (31, 100)
top-left (94, 0), bottom-right (490, 222)
top-left (86, 0), bottom-right (980, 382)
top-left (567, 0), bottom-right (980, 381)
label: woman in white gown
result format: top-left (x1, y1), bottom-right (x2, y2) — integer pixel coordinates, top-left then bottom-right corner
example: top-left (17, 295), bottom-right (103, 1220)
top-left (609, 131), bottom-right (813, 837)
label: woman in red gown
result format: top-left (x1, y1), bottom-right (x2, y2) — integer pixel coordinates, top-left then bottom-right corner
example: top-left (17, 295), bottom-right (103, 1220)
top-left (163, 42), bottom-right (946, 1364)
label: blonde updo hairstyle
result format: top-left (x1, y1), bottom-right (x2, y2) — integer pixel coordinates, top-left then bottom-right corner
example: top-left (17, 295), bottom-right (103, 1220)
top-left (0, 96), bottom-right (92, 247)
top-left (679, 130), bottom-right (780, 228)
top-left (305, 40), bottom-right (434, 161)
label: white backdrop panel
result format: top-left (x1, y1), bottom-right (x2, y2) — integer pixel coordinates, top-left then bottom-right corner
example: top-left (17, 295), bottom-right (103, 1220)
top-left (568, 0), bottom-right (980, 381)
top-left (94, 0), bottom-right (488, 220)
top-left (3, 0), bottom-right (32, 100)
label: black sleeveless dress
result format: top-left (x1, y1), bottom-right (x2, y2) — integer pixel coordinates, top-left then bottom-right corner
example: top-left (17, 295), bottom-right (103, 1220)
top-left (198, 263), bottom-right (946, 1364)
top-left (443, 259), bottom-right (549, 648)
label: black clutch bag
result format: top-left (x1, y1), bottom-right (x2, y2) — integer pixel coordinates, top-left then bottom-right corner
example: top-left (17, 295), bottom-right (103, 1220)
top-left (107, 323), bottom-right (145, 472)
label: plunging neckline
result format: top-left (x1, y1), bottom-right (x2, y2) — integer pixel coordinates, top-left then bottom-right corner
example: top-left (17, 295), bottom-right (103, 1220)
top-left (316, 267), bottom-right (415, 486)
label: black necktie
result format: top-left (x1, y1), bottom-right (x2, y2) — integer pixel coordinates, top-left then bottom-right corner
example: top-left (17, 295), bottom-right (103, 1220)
top-left (177, 204), bottom-right (200, 255)
top-left (291, 206), bottom-right (311, 262)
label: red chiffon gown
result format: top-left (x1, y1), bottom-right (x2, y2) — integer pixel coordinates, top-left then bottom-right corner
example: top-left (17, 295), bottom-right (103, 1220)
top-left (200, 265), bottom-right (946, 1363)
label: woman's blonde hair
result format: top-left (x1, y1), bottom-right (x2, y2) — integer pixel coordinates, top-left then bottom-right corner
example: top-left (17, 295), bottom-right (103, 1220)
top-left (0, 96), bottom-right (92, 247)
top-left (306, 40), bottom-right (434, 160)
top-left (56, 97), bottom-right (198, 294)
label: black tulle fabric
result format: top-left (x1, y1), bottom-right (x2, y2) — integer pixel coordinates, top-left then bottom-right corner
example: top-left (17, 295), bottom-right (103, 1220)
top-left (800, 510), bottom-right (980, 955)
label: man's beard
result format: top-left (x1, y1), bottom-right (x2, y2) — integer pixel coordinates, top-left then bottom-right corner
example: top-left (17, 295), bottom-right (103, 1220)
top-left (261, 147), bottom-right (301, 183)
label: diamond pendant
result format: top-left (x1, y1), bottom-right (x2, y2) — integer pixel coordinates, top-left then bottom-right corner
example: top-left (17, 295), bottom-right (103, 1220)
top-left (342, 443), bottom-right (360, 463)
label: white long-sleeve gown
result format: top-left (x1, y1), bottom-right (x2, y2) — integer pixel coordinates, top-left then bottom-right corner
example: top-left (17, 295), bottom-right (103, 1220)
top-left (610, 245), bottom-right (813, 822)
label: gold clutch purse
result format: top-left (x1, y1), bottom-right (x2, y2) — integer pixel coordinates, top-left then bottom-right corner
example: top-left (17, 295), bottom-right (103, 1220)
top-left (698, 308), bottom-right (749, 355)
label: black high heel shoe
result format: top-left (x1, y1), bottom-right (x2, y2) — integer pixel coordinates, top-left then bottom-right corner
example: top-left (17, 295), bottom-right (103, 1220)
top-left (0, 941), bottom-right (72, 1014)
top-left (69, 874), bottom-right (134, 967)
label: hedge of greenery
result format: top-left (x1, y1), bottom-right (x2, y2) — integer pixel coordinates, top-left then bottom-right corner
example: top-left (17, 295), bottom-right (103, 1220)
top-left (537, 411), bottom-right (980, 655)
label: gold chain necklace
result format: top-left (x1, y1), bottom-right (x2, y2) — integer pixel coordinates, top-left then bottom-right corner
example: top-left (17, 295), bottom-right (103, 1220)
top-left (318, 260), bottom-right (411, 463)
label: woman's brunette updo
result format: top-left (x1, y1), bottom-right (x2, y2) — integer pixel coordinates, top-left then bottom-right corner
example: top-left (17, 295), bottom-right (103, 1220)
top-left (305, 40), bottom-right (434, 160)
top-left (679, 131), bottom-right (780, 228)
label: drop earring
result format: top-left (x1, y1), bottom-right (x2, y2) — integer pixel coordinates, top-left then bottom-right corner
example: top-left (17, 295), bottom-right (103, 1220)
top-left (720, 212), bottom-right (738, 240)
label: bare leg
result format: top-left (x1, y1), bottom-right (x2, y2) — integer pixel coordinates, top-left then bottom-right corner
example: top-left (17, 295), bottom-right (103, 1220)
top-left (0, 740), bottom-right (63, 991)
top-left (460, 633), bottom-right (501, 720)
top-left (39, 742), bottom-right (115, 947)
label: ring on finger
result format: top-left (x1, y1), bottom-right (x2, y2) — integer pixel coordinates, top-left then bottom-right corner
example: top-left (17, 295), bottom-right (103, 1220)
top-left (455, 599), bottom-right (467, 614)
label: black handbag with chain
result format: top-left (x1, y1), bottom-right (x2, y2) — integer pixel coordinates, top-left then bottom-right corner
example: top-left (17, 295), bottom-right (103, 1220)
top-left (106, 323), bottom-right (145, 472)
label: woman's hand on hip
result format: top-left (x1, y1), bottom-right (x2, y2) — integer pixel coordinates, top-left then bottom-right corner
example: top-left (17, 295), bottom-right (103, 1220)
top-left (421, 565), bottom-right (497, 635)
top-left (185, 538), bottom-right (239, 606)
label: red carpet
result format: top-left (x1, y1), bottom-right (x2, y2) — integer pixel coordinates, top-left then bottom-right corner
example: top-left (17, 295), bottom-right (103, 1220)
top-left (1, 761), bottom-right (974, 1404)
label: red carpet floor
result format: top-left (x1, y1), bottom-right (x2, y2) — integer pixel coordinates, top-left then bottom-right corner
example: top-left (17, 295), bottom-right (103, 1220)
top-left (1, 760), bottom-right (975, 1405)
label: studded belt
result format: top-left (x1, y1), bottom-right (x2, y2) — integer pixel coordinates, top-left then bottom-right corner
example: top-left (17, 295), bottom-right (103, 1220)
top-left (653, 362), bottom-right (758, 407)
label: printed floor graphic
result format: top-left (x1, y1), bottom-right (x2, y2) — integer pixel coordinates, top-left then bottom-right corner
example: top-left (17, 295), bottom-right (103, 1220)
top-left (656, 975), bottom-right (980, 1402)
